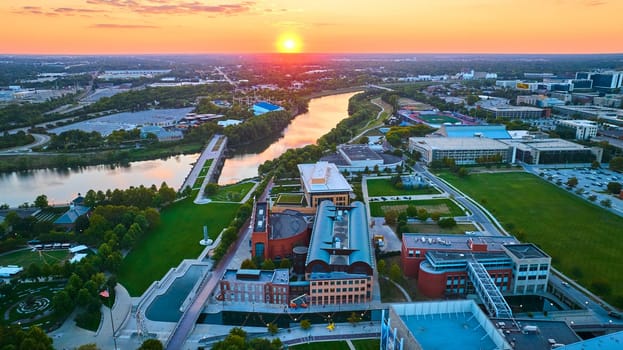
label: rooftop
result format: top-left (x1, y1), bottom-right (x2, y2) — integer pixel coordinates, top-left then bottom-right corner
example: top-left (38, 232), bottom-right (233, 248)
top-left (503, 243), bottom-right (550, 259)
top-left (409, 137), bottom-right (511, 151)
top-left (402, 233), bottom-right (519, 252)
top-left (438, 124), bottom-right (512, 139)
top-left (253, 101), bottom-right (283, 111)
top-left (556, 330), bottom-right (623, 350)
top-left (269, 210), bottom-right (310, 240)
top-left (222, 269), bottom-right (289, 284)
top-left (298, 161), bottom-right (353, 193)
top-left (483, 105), bottom-right (544, 112)
top-left (501, 138), bottom-right (590, 151)
top-left (493, 318), bottom-right (582, 350)
top-left (306, 201), bottom-right (374, 269)
top-left (338, 144), bottom-right (383, 162)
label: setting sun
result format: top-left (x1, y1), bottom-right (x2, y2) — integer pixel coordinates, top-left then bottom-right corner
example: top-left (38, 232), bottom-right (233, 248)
top-left (276, 33), bottom-right (302, 53)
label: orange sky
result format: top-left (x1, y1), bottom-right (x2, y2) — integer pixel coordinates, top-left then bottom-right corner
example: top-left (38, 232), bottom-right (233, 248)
top-left (1, 0), bottom-right (622, 54)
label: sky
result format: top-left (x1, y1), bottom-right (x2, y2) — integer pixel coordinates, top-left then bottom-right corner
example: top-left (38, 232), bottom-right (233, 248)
top-left (1, 0), bottom-right (622, 55)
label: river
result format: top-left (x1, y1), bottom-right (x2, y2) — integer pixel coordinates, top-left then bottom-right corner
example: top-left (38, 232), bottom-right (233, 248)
top-left (0, 91), bottom-right (359, 207)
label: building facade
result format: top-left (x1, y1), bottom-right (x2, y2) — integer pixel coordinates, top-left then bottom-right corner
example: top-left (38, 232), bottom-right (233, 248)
top-left (219, 269), bottom-right (290, 304)
top-left (481, 105), bottom-right (544, 119)
top-left (409, 137), bottom-right (513, 165)
top-left (555, 119), bottom-right (598, 140)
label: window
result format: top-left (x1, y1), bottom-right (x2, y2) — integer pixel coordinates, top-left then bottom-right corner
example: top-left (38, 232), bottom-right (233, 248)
top-left (415, 250), bottom-right (421, 257)
top-left (539, 265), bottom-right (549, 271)
top-left (408, 250), bottom-right (414, 257)
top-left (519, 265), bottom-right (528, 272)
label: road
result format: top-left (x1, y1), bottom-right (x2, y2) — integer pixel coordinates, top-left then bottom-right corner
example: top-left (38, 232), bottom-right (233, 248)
top-left (0, 133), bottom-right (51, 154)
top-left (215, 66), bottom-right (236, 86)
top-left (412, 163), bottom-right (505, 236)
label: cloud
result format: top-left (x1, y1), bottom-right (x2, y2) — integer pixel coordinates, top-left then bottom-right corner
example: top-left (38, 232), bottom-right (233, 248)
top-left (91, 23), bottom-right (158, 29)
top-left (85, 0), bottom-right (256, 15)
top-left (54, 7), bottom-right (106, 14)
top-left (17, 5), bottom-right (106, 17)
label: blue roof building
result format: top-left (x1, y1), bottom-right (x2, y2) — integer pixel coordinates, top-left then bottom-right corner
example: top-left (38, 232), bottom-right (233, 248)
top-left (437, 124), bottom-right (512, 139)
top-left (54, 205), bottom-right (91, 227)
top-left (252, 101), bottom-right (284, 116)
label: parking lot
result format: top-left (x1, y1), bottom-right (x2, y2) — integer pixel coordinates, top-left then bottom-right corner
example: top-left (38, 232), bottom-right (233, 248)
top-left (531, 166), bottom-right (623, 215)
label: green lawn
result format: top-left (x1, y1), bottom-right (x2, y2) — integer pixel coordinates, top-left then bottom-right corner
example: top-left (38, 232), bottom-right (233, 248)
top-left (208, 182), bottom-right (255, 202)
top-left (0, 249), bottom-right (69, 268)
top-left (290, 341), bottom-right (350, 350)
top-left (352, 339), bottom-right (381, 350)
top-left (369, 199), bottom-right (464, 217)
top-left (406, 223), bottom-right (478, 234)
top-left (276, 194), bottom-right (304, 204)
top-left (117, 199), bottom-right (240, 296)
top-left (440, 171), bottom-right (623, 307)
top-left (366, 178), bottom-right (440, 197)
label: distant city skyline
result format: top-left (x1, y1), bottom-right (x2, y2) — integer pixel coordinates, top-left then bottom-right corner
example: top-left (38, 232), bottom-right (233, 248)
top-left (2, 0), bottom-right (623, 55)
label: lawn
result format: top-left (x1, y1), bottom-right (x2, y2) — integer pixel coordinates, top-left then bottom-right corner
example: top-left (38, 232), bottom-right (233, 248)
top-left (418, 114), bottom-right (461, 124)
top-left (366, 178), bottom-right (440, 197)
top-left (369, 199), bottom-right (464, 217)
top-left (352, 339), bottom-right (381, 350)
top-left (406, 222), bottom-right (478, 234)
top-left (0, 249), bottom-right (69, 268)
top-left (117, 198), bottom-right (240, 296)
top-left (440, 171), bottom-right (623, 307)
top-left (276, 194), bottom-right (304, 205)
top-left (290, 341), bottom-right (350, 350)
top-left (208, 181), bottom-right (255, 202)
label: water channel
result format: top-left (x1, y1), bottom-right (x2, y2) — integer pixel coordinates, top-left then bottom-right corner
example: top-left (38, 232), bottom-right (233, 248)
top-left (0, 91), bottom-right (359, 207)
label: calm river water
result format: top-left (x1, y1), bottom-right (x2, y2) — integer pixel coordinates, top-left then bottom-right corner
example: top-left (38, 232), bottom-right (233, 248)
top-left (0, 91), bottom-right (359, 206)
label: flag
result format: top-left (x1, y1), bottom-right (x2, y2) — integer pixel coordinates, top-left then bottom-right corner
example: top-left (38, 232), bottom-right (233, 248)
top-left (99, 290), bottom-right (110, 298)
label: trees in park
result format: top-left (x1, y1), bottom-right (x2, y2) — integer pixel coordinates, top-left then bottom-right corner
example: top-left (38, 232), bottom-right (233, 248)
top-left (267, 322), bottom-right (279, 335)
top-left (438, 217), bottom-right (457, 228)
top-left (607, 182), bottom-right (622, 194)
top-left (241, 259), bottom-right (257, 269)
top-left (348, 312), bottom-right (362, 326)
top-left (384, 210), bottom-right (398, 226)
top-left (138, 339), bottom-right (164, 350)
top-left (377, 259), bottom-right (387, 276)
top-left (389, 263), bottom-right (402, 282)
top-left (566, 177), bottom-right (579, 188)
top-left (300, 319), bottom-right (311, 330)
top-left (0, 325), bottom-right (53, 350)
top-left (610, 157), bottom-right (623, 172)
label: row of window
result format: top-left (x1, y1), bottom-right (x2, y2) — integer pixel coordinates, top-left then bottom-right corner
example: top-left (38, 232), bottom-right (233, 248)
top-left (311, 279), bottom-right (367, 286)
top-left (311, 287), bottom-right (364, 293)
top-left (517, 275), bottom-right (547, 281)
top-left (517, 264), bottom-right (549, 272)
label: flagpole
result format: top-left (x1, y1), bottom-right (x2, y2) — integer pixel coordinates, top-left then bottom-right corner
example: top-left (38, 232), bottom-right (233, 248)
top-left (108, 287), bottom-right (118, 350)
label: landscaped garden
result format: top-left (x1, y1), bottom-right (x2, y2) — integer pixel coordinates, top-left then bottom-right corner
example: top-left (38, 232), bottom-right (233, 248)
top-left (0, 281), bottom-right (65, 330)
top-left (206, 181), bottom-right (255, 202)
top-left (369, 199), bottom-right (464, 217)
top-left (366, 177), bottom-right (440, 197)
top-left (117, 198), bottom-right (240, 296)
top-left (440, 171), bottom-right (623, 307)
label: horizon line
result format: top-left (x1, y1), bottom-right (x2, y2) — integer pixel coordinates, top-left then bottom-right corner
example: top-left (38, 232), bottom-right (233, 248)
top-left (1, 51), bottom-right (623, 57)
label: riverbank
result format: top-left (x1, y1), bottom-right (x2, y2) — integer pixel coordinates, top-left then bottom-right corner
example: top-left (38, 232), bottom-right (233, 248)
top-left (305, 86), bottom-right (366, 99)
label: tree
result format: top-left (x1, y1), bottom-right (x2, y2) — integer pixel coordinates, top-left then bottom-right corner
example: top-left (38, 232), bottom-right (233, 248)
top-left (347, 312), bottom-right (362, 326)
top-left (77, 344), bottom-right (99, 350)
top-left (389, 263), bottom-right (402, 282)
top-left (300, 319), bottom-right (311, 330)
top-left (261, 259), bottom-right (275, 270)
top-left (600, 199), bottom-right (612, 208)
top-left (416, 209), bottom-right (429, 221)
top-left (566, 177), bottom-right (578, 188)
top-left (406, 205), bottom-right (417, 218)
top-left (610, 157), bottom-right (623, 172)
top-left (205, 183), bottom-right (219, 196)
top-left (52, 290), bottom-right (74, 316)
top-left (241, 259), bottom-right (257, 269)
top-left (34, 194), bottom-right (48, 209)
top-left (279, 258), bottom-right (291, 269)
top-left (438, 217), bottom-right (457, 228)
top-left (377, 259), bottom-right (387, 276)
top-left (466, 95), bottom-right (479, 105)
top-left (138, 339), bottom-right (164, 350)
top-left (591, 160), bottom-right (601, 169)
top-left (267, 322), bottom-right (279, 335)
top-left (607, 182), bottom-right (622, 194)
top-left (384, 210), bottom-right (398, 225)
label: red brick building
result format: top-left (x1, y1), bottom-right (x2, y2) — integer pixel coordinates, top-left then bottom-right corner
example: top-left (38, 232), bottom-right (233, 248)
top-left (251, 202), bottom-right (311, 261)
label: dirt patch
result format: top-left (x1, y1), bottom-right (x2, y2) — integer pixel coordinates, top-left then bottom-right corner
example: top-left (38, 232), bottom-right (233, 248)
top-left (382, 203), bottom-right (450, 214)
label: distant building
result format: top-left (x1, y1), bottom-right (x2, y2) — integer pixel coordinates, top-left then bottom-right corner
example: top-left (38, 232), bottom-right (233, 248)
top-left (576, 71), bottom-right (623, 90)
top-left (555, 120), bottom-right (598, 140)
top-left (554, 105), bottom-right (623, 123)
top-left (408, 137), bottom-right (513, 165)
top-left (297, 161), bottom-right (353, 209)
top-left (219, 269), bottom-right (290, 304)
top-left (593, 94), bottom-right (623, 108)
top-left (140, 125), bottom-right (183, 141)
top-left (252, 101), bottom-right (284, 116)
top-left (434, 124), bottom-right (511, 139)
top-left (481, 105), bottom-right (545, 120)
top-left (217, 119), bottom-right (242, 127)
top-left (319, 144), bottom-right (403, 173)
top-left (54, 196), bottom-right (91, 229)
top-left (97, 69), bottom-right (172, 80)
top-left (502, 138), bottom-right (597, 164)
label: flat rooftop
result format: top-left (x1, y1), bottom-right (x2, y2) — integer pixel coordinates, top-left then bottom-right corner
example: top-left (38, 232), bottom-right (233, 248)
top-left (493, 318), bottom-right (582, 350)
top-left (339, 144), bottom-right (383, 162)
top-left (483, 105), bottom-right (544, 112)
top-left (502, 138), bottom-right (590, 151)
top-left (410, 137), bottom-right (511, 151)
top-left (439, 124), bottom-right (512, 139)
top-left (503, 243), bottom-right (550, 259)
top-left (402, 233), bottom-right (519, 252)
top-left (298, 161), bottom-right (353, 193)
top-left (556, 330), bottom-right (623, 350)
top-left (222, 269), bottom-right (289, 284)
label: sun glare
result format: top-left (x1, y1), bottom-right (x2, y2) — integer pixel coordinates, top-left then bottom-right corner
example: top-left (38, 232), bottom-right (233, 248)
top-left (276, 33), bottom-right (302, 53)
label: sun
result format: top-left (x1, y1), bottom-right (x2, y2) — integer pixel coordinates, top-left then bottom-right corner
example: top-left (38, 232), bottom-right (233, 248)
top-left (276, 33), bottom-right (302, 53)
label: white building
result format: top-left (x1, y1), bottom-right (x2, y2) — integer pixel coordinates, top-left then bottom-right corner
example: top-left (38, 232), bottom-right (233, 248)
top-left (556, 119), bottom-right (598, 140)
top-left (408, 137), bottom-right (513, 165)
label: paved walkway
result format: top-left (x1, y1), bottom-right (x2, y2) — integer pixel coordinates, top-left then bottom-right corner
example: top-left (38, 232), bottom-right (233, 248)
top-left (382, 276), bottom-right (412, 302)
top-left (51, 283), bottom-right (132, 350)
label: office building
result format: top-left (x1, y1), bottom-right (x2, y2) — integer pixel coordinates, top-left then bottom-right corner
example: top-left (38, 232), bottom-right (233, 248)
top-left (319, 144), bottom-right (403, 173)
top-left (434, 125), bottom-right (512, 139)
top-left (503, 244), bottom-right (551, 294)
top-left (502, 138), bottom-right (596, 164)
top-left (408, 137), bottom-right (513, 165)
top-left (298, 161), bottom-right (353, 209)
top-left (555, 120), bottom-right (598, 140)
top-left (250, 202), bottom-right (311, 260)
top-left (219, 269), bottom-right (290, 304)
top-left (481, 105), bottom-right (545, 119)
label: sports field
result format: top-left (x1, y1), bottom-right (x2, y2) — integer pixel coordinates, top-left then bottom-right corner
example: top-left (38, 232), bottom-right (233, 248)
top-left (366, 178), bottom-right (440, 196)
top-left (418, 114), bottom-right (461, 124)
top-left (118, 198), bottom-right (239, 296)
top-left (440, 171), bottom-right (623, 306)
top-left (0, 249), bottom-right (69, 268)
